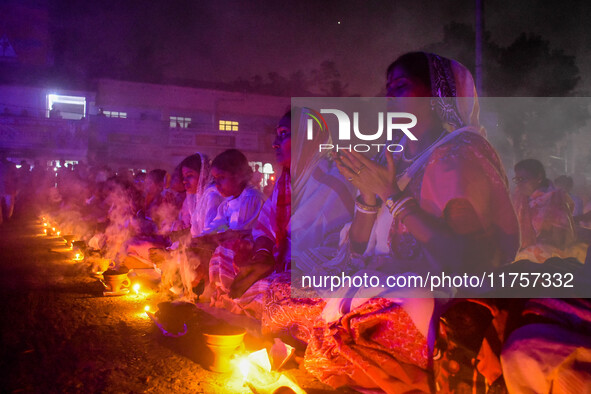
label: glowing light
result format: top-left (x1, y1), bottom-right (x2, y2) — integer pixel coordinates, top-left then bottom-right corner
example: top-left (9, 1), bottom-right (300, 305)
top-left (52, 227), bottom-right (55, 231)
top-left (43, 229), bottom-right (47, 234)
top-left (57, 231), bottom-right (61, 236)
top-left (144, 305), bottom-right (150, 312)
top-left (43, 223), bottom-right (48, 227)
top-left (248, 349), bottom-right (272, 372)
top-left (47, 93), bottom-right (87, 120)
top-left (133, 283), bottom-right (140, 295)
top-left (239, 358), bottom-right (250, 380)
top-left (237, 349), bottom-right (306, 394)
top-left (75, 253), bottom-right (81, 259)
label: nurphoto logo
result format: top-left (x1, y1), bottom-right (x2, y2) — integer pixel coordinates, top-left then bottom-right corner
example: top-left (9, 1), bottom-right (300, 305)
top-left (304, 107), bottom-right (418, 153)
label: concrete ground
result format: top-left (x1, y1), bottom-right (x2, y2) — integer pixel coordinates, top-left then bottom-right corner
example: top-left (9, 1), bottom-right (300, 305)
top-left (0, 215), bottom-right (348, 393)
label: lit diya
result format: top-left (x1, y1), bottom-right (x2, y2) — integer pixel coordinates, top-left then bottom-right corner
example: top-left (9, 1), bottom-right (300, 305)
top-left (62, 234), bottom-right (76, 245)
top-left (202, 325), bottom-right (246, 373)
top-left (100, 267), bottom-right (131, 296)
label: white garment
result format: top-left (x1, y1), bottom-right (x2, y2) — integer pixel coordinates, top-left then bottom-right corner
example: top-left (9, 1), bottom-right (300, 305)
top-left (179, 185), bottom-right (223, 237)
top-left (292, 160), bottom-right (354, 256)
top-left (204, 185), bottom-right (264, 234)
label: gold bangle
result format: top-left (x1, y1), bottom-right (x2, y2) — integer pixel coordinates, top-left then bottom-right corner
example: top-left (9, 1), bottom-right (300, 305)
top-left (355, 195), bottom-right (382, 213)
top-left (397, 202), bottom-right (419, 222)
top-left (255, 248), bottom-right (272, 256)
top-left (390, 196), bottom-right (415, 217)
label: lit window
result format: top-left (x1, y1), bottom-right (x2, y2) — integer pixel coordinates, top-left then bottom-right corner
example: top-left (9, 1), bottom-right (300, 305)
top-left (47, 94), bottom-right (86, 120)
top-left (170, 116), bottom-right (191, 128)
top-left (219, 120), bottom-right (238, 132)
top-left (104, 111), bottom-right (127, 118)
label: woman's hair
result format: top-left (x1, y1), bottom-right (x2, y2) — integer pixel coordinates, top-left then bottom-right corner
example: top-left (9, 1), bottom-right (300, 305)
top-left (212, 149), bottom-right (252, 184)
top-left (147, 169), bottom-right (166, 185)
top-left (134, 172), bottom-right (146, 182)
top-left (179, 153), bottom-right (202, 174)
top-left (515, 158), bottom-right (549, 188)
top-left (386, 52), bottom-right (431, 92)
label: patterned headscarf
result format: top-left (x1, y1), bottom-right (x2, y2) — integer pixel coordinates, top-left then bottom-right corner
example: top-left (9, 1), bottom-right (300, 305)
top-left (424, 53), bottom-right (485, 136)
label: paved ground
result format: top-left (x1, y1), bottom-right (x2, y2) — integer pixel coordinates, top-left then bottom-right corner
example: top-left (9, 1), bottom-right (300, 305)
top-left (0, 215), bottom-right (344, 393)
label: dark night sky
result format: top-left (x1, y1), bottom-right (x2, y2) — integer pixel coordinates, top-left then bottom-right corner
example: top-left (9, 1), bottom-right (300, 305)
top-left (48, 0), bottom-right (591, 96)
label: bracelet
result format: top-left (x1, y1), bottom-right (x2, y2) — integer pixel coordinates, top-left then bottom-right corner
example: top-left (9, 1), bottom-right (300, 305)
top-left (355, 204), bottom-right (379, 215)
top-left (355, 195), bottom-right (382, 213)
top-left (397, 200), bottom-right (419, 222)
top-left (384, 192), bottom-right (403, 214)
top-left (254, 248), bottom-right (273, 256)
top-left (390, 197), bottom-right (416, 217)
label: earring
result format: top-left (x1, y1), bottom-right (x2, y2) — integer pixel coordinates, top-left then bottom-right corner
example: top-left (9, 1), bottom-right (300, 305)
top-left (429, 98), bottom-right (437, 112)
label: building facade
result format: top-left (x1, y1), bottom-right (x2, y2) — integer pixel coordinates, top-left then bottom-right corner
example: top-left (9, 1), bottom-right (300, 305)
top-left (0, 79), bottom-right (289, 176)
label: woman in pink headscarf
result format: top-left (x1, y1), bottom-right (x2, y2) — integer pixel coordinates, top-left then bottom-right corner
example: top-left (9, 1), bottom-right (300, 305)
top-left (301, 52), bottom-right (520, 393)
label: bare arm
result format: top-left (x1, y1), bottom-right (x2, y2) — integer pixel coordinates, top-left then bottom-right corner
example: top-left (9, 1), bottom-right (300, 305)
top-left (336, 150), bottom-right (479, 271)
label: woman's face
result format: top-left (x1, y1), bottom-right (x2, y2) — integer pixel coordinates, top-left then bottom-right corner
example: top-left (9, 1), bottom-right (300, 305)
top-left (181, 166), bottom-right (200, 194)
top-left (211, 167), bottom-right (243, 198)
top-left (386, 65), bottom-right (434, 129)
top-left (513, 168), bottom-right (541, 197)
top-left (386, 65), bottom-right (431, 98)
top-left (273, 115), bottom-right (291, 168)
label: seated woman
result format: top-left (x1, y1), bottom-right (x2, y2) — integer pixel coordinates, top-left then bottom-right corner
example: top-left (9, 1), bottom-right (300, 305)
top-left (229, 110), bottom-right (355, 325)
top-left (151, 165), bottom-right (186, 236)
top-left (199, 149), bottom-right (265, 304)
top-left (163, 166), bottom-right (186, 208)
top-left (142, 169), bottom-right (167, 222)
top-left (169, 154), bottom-right (221, 237)
top-left (125, 169), bottom-right (183, 268)
top-left (226, 113), bottom-right (293, 317)
top-left (512, 158), bottom-right (584, 263)
top-left (240, 53), bottom-right (519, 393)
top-left (159, 153), bottom-right (223, 299)
top-left (311, 52), bottom-right (520, 393)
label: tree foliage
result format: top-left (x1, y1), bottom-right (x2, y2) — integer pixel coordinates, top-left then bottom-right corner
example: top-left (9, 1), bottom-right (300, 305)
top-left (424, 23), bottom-right (587, 164)
top-left (223, 60), bottom-right (350, 97)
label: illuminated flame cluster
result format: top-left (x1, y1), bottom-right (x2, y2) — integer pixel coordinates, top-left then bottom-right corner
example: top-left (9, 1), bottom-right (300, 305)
top-left (235, 349), bottom-right (305, 393)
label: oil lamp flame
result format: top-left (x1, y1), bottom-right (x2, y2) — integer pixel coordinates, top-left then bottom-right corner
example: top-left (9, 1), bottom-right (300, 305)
top-left (239, 358), bottom-right (250, 381)
top-left (133, 283), bottom-right (140, 295)
top-left (238, 349), bottom-right (305, 394)
top-left (144, 305), bottom-right (150, 312)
